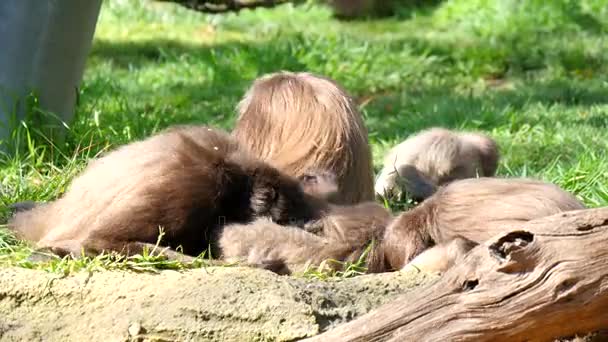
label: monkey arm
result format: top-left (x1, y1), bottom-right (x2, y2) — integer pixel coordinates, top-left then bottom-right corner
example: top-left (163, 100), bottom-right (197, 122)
top-left (217, 220), bottom-right (362, 274)
top-left (396, 165), bottom-right (437, 200)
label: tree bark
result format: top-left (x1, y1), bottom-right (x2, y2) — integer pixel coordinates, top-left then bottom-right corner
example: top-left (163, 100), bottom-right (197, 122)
top-left (305, 207), bottom-right (608, 342)
top-left (155, 0), bottom-right (297, 14)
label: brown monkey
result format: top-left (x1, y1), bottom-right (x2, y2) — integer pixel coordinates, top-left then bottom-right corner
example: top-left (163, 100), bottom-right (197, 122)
top-left (218, 170), bottom-right (392, 275)
top-left (218, 220), bottom-right (368, 275)
top-left (232, 71), bottom-right (375, 205)
top-left (218, 202), bottom-right (391, 275)
top-left (372, 177), bottom-right (585, 273)
top-left (9, 125), bottom-right (328, 258)
top-left (219, 177), bottom-right (583, 275)
top-left (375, 127), bottom-right (499, 201)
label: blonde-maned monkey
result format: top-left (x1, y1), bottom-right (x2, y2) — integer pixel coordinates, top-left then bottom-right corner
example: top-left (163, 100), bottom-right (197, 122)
top-left (375, 128), bottom-right (499, 201)
top-left (233, 71), bottom-right (375, 205)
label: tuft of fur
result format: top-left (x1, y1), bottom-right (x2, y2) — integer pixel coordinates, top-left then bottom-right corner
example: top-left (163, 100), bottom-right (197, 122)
top-left (233, 71), bottom-right (375, 205)
top-left (376, 177), bottom-right (585, 271)
top-left (375, 127), bottom-right (499, 201)
top-left (9, 125), bottom-right (327, 258)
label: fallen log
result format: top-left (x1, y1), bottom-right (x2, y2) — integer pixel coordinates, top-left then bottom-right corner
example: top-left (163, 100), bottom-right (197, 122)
top-left (155, 0), bottom-right (297, 14)
top-left (305, 207), bottom-right (608, 342)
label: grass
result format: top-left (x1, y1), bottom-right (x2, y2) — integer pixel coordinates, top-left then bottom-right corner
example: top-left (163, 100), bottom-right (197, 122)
top-left (1, 0), bottom-right (607, 277)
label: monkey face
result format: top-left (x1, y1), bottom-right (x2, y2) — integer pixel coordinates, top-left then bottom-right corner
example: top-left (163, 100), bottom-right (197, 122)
top-left (298, 169), bottom-right (339, 200)
top-left (250, 168), bottom-right (324, 227)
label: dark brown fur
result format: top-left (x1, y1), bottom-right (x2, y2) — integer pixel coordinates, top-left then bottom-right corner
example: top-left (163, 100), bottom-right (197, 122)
top-left (9, 125), bottom-right (328, 258)
top-left (375, 127), bottom-right (499, 201)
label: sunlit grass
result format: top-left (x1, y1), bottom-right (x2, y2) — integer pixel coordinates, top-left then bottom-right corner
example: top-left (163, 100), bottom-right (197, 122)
top-left (1, 0), bottom-right (607, 277)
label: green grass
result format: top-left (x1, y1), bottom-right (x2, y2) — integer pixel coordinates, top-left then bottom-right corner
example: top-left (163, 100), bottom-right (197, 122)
top-left (1, 0), bottom-right (607, 276)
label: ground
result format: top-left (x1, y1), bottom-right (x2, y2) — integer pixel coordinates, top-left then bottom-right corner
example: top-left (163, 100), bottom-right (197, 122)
top-left (0, 0), bottom-right (607, 272)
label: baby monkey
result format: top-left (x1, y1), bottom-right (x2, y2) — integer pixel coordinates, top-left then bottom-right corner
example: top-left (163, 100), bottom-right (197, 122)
top-left (9, 125), bottom-right (329, 259)
top-left (375, 127), bottom-right (499, 201)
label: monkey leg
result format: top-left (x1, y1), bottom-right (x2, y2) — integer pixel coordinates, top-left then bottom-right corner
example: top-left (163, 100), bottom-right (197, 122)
top-left (402, 237), bottom-right (477, 274)
top-left (36, 239), bottom-right (91, 258)
top-left (379, 208), bottom-right (436, 271)
top-left (9, 200), bottom-right (41, 214)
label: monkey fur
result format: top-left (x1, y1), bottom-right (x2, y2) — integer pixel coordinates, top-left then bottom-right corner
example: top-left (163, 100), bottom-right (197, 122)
top-left (232, 71), bottom-right (375, 205)
top-left (218, 169), bottom-right (392, 274)
top-left (372, 177), bottom-right (585, 273)
top-left (8, 125), bottom-right (330, 259)
top-left (375, 127), bottom-right (499, 201)
top-left (399, 237), bottom-right (477, 274)
top-left (219, 177), bottom-right (584, 275)
top-left (218, 201), bottom-right (391, 275)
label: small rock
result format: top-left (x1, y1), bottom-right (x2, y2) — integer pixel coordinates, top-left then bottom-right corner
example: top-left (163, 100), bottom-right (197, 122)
top-left (128, 322), bottom-right (142, 337)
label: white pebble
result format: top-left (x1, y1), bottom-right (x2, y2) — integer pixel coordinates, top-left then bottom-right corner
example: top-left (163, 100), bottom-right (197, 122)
top-left (128, 322), bottom-right (142, 336)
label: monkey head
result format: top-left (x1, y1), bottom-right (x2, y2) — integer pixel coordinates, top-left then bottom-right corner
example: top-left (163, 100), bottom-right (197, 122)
top-left (249, 167), bottom-right (327, 227)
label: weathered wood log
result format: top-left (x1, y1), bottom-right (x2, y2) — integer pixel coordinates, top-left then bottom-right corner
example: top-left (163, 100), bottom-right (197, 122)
top-left (305, 207), bottom-right (608, 342)
top-left (155, 0), bottom-right (297, 14)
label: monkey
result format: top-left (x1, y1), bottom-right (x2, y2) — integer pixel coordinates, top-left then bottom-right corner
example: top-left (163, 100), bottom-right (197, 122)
top-left (218, 219), bottom-right (367, 275)
top-left (232, 71), bottom-right (375, 205)
top-left (217, 177), bottom-right (584, 275)
top-left (217, 208), bottom-right (389, 276)
top-left (371, 177), bottom-right (585, 273)
top-left (217, 169), bottom-right (392, 275)
top-left (374, 127), bottom-right (499, 202)
top-left (8, 125), bottom-right (331, 259)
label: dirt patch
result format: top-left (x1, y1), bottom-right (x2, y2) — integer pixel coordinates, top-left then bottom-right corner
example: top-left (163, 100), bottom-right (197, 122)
top-left (0, 267), bottom-right (436, 341)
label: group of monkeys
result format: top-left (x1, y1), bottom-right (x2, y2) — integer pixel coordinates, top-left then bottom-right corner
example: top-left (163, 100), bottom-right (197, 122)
top-left (8, 71), bottom-right (585, 275)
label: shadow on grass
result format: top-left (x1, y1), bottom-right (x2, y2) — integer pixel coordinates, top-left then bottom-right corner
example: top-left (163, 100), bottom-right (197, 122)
top-left (365, 78), bottom-right (608, 138)
top-left (83, 31), bottom-right (607, 146)
top-left (329, 0), bottom-right (444, 21)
